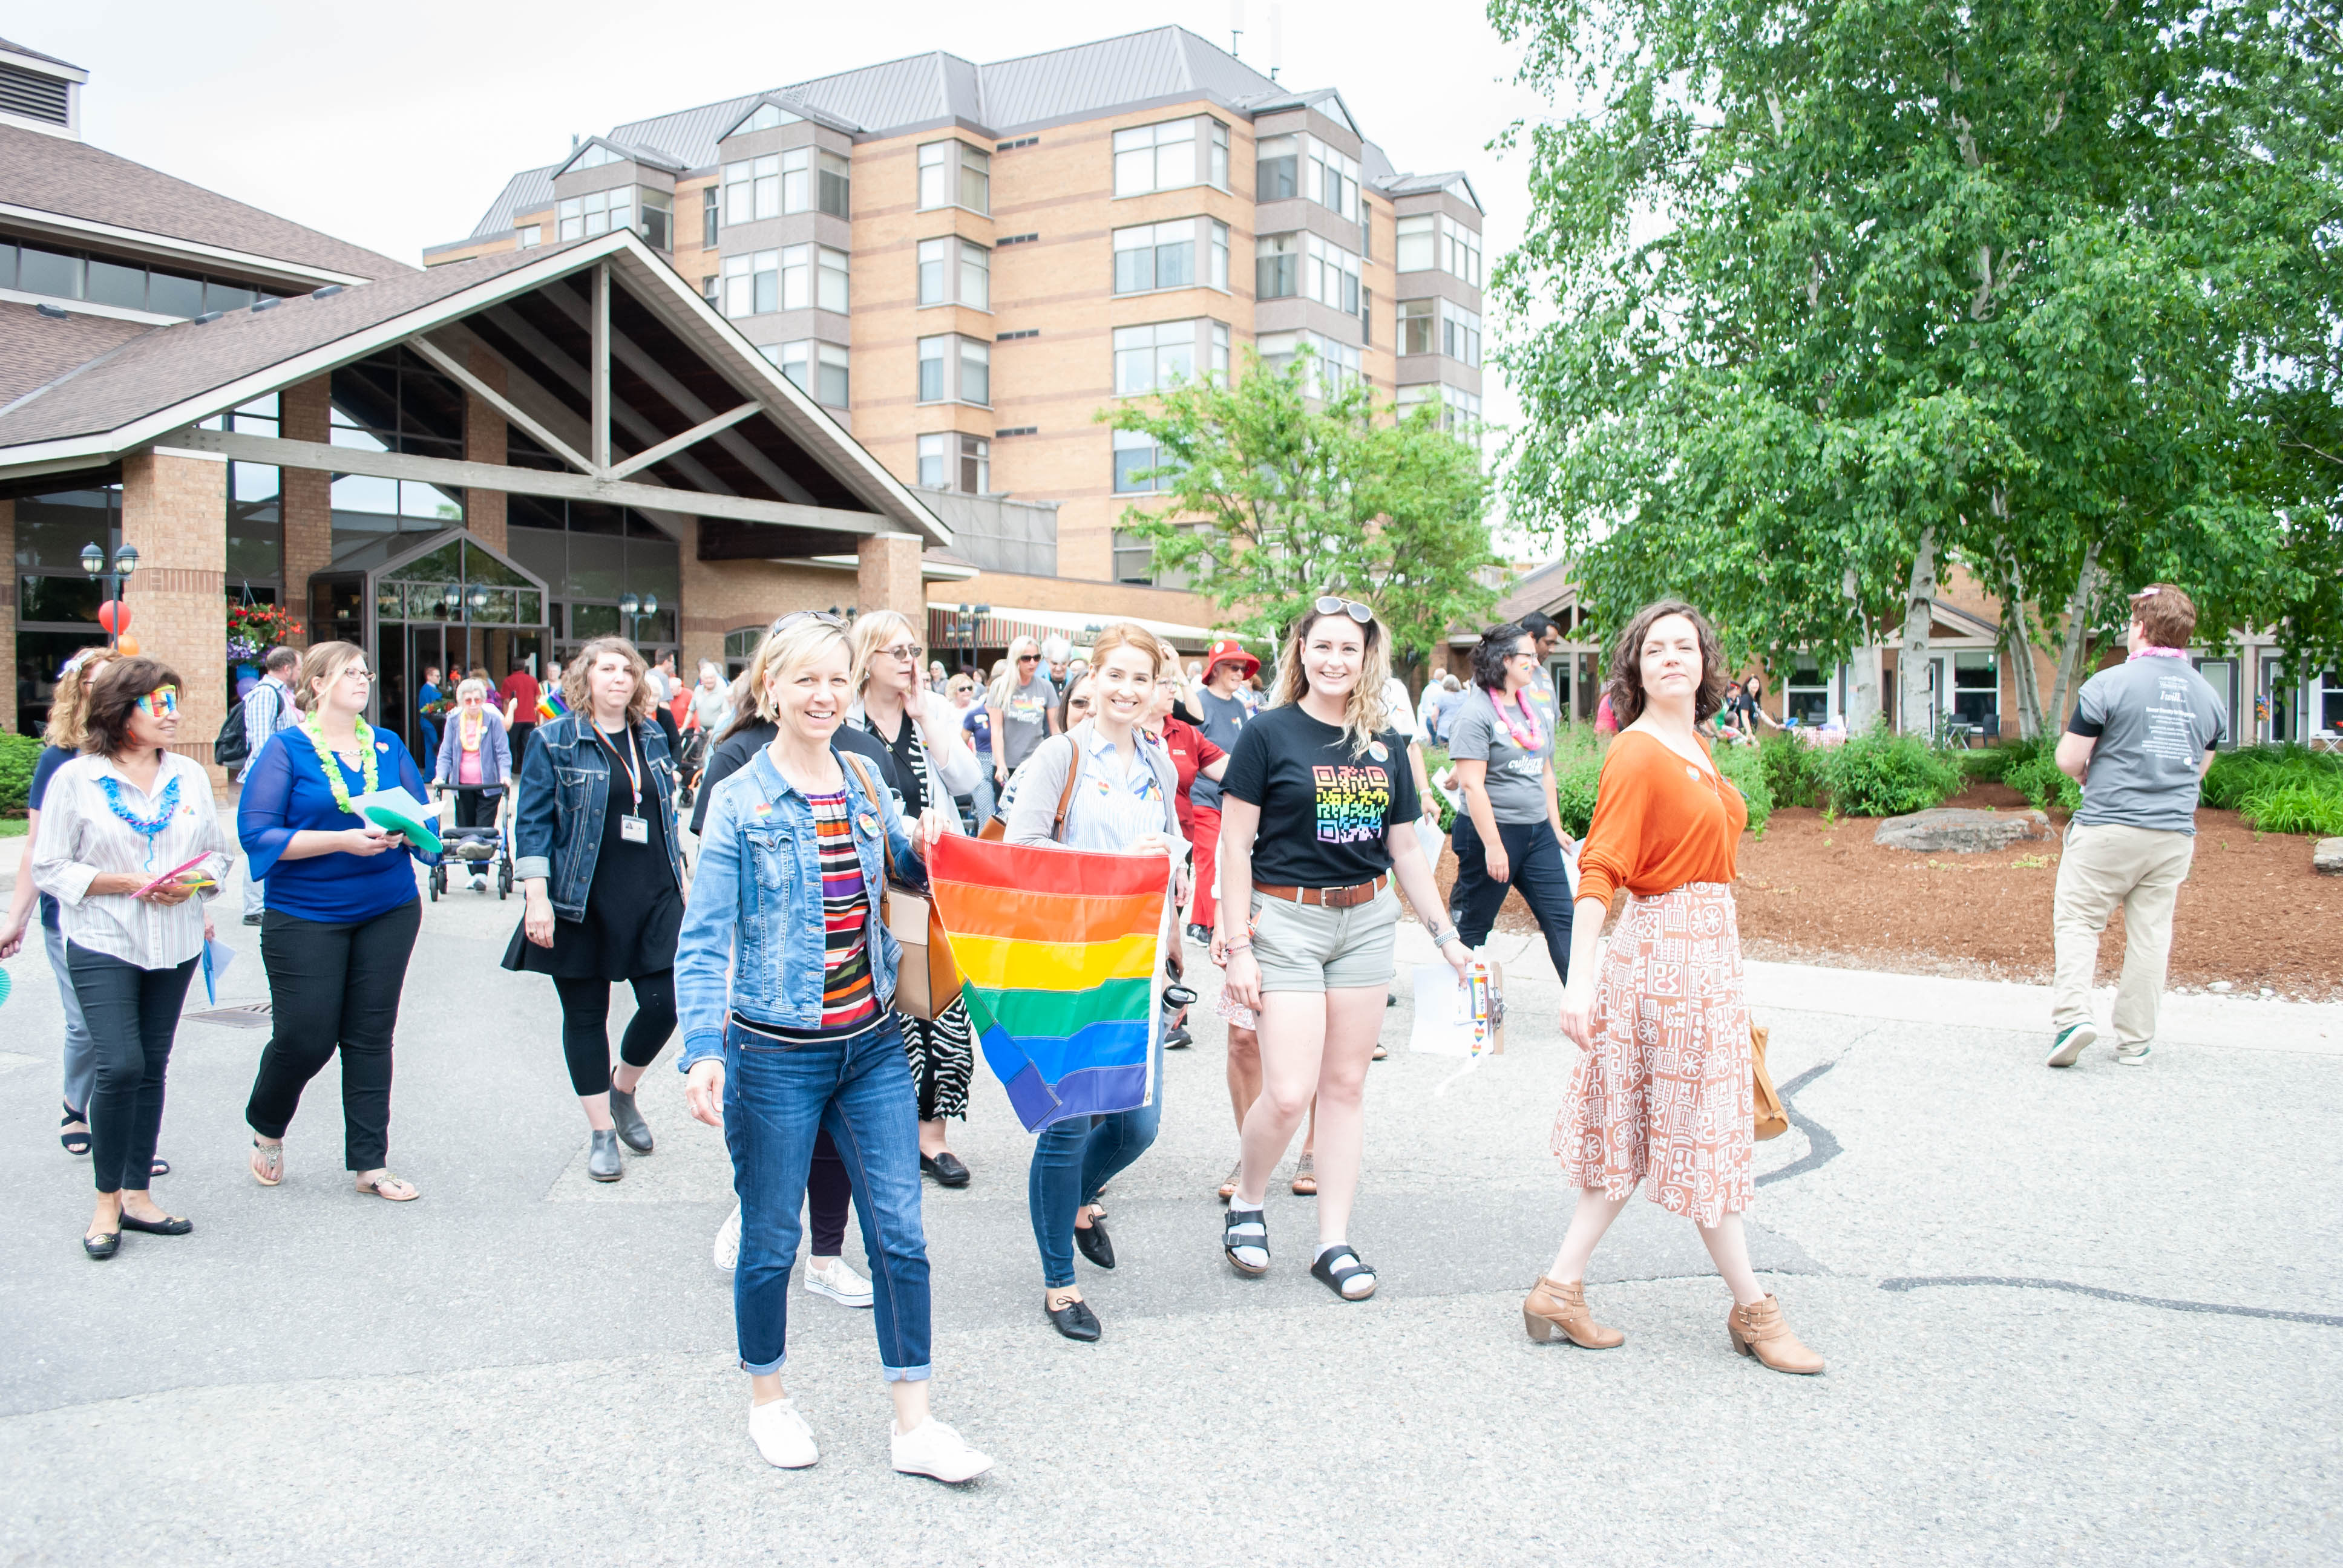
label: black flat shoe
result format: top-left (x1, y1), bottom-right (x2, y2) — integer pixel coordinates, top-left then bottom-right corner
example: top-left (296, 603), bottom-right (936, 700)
top-left (921, 1151), bottom-right (971, 1187)
top-left (1075, 1215), bottom-right (1116, 1269)
top-left (118, 1212), bottom-right (192, 1236)
top-left (1044, 1294), bottom-right (1102, 1342)
top-left (83, 1230), bottom-right (120, 1259)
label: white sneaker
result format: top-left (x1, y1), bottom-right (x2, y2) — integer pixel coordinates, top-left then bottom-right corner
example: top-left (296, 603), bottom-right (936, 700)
top-left (891, 1416), bottom-right (992, 1483)
top-left (470, 874), bottom-right (489, 891)
top-left (2115, 1040), bottom-right (2154, 1065)
top-left (804, 1255), bottom-right (874, 1308)
top-left (713, 1203), bottom-right (742, 1272)
top-left (748, 1397), bottom-right (818, 1469)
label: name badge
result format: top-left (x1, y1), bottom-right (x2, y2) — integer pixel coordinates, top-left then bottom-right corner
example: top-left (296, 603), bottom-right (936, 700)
top-left (619, 814), bottom-right (649, 844)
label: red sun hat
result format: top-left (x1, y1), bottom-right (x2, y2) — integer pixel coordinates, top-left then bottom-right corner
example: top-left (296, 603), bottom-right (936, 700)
top-left (1203, 637), bottom-right (1259, 679)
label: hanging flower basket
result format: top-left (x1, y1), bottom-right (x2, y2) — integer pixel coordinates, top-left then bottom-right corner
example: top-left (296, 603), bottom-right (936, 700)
top-left (226, 601), bottom-right (304, 665)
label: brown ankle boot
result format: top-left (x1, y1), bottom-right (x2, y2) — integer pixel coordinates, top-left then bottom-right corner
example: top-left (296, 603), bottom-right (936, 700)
top-left (1522, 1276), bottom-right (1625, 1348)
top-left (1728, 1294), bottom-right (1824, 1374)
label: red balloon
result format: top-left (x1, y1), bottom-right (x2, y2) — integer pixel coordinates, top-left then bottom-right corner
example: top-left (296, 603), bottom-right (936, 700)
top-left (98, 600), bottom-right (131, 635)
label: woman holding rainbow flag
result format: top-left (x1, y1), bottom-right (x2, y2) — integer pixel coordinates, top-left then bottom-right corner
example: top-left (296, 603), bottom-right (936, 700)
top-left (675, 613), bottom-right (992, 1483)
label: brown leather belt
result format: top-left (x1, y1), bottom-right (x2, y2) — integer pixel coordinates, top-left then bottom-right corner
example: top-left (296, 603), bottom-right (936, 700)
top-left (1253, 872), bottom-right (1390, 909)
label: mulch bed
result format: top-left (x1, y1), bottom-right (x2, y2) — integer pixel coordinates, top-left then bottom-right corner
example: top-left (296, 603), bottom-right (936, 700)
top-left (1430, 780), bottom-right (2343, 1000)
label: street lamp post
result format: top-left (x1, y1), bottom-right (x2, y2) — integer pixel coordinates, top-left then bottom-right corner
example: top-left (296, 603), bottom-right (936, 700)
top-left (618, 592), bottom-right (658, 646)
top-left (80, 541), bottom-right (140, 649)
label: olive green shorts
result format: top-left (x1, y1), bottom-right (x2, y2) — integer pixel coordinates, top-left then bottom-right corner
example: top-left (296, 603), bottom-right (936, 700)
top-left (1248, 883), bottom-right (1400, 993)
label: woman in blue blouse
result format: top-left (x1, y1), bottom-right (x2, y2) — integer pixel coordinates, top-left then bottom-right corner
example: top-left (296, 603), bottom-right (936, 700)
top-left (237, 641), bottom-right (435, 1202)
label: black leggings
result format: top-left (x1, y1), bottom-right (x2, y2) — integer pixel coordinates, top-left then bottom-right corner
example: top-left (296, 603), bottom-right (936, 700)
top-left (247, 900), bottom-right (422, 1171)
top-left (69, 945), bottom-right (196, 1194)
top-left (552, 970), bottom-right (677, 1096)
top-left (1449, 815), bottom-right (1576, 982)
top-left (807, 1129), bottom-right (850, 1256)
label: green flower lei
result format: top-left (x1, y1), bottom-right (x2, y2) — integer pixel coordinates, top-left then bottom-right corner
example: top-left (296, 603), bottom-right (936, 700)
top-left (302, 710), bottom-right (379, 817)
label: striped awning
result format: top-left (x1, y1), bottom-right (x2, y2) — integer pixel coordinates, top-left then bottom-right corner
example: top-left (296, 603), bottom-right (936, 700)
top-left (926, 603), bottom-right (1269, 654)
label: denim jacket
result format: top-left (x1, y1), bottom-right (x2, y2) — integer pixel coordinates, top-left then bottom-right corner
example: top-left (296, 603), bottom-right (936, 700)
top-left (513, 712), bottom-right (683, 921)
top-left (676, 744), bottom-right (927, 1068)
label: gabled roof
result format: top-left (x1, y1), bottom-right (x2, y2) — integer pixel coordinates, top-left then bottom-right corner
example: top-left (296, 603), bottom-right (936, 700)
top-left (551, 135), bottom-right (686, 179)
top-left (715, 91), bottom-right (863, 143)
top-left (1240, 85), bottom-right (1360, 137)
top-left (0, 122), bottom-right (405, 283)
top-left (1377, 170), bottom-right (1484, 213)
top-left (0, 300), bottom-right (148, 408)
top-left (0, 37), bottom-right (83, 73)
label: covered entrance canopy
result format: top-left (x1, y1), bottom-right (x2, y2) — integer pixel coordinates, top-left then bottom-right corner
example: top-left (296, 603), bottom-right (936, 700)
top-left (0, 230), bottom-right (950, 767)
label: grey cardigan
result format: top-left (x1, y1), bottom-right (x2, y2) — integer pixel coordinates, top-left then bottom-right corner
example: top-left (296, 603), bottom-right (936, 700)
top-left (1002, 720), bottom-right (1187, 860)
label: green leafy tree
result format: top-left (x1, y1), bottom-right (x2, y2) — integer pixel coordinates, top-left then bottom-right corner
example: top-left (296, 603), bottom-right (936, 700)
top-left (1101, 351), bottom-right (1500, 661)
top-left (1490, 0), bottom-right (2337, 733)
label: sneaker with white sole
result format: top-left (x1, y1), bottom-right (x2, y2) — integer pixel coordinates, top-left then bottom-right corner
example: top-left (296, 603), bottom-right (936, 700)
top-left (2046, 1021), bottom-right (2097, 1068)
top-left (891, 1416), bottom-right (992, 1483)
top-left (804, 1255), bottom-right (874, 1308)
top-left (2115, 1040), bottom-right (2153, 1065)
top-left (749, 1397), bottom-right (819, 1468)
top-left (713, 1202), bottom-right (742, 1272)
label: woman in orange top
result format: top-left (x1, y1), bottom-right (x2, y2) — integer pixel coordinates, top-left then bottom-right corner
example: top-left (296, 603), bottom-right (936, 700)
top-left (1524, 600), bottom-right (1824, 1374)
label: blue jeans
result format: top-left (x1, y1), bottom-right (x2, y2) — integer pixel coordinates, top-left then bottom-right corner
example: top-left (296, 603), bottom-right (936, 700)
top-left (1028, 1050), bottom-right (1162, 1289)
top-left (724, 1012), bottom-right (931, 1379)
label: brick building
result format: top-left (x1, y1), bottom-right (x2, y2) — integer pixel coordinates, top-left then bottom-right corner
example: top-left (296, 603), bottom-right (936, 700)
top-left (0, 38), bottom-right (949, 768)
top-left (427, 25), bottom-right (1488, 662)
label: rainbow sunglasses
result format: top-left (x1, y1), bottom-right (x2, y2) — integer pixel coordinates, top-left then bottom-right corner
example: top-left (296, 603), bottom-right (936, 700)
top-left (135, 685), bottom-right (180, 717)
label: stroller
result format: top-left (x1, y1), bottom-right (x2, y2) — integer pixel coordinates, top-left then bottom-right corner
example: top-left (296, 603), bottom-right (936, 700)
top-left (675, 722), bottom-right (710, 811)
top-left (428, 780), bottom-right (514, 901)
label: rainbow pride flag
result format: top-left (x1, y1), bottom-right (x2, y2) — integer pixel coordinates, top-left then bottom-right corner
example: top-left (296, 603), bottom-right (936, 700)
top-left (536, 687), bottom-right (569, 724)
top-left (927, 835), bottom-right (1170, 1131)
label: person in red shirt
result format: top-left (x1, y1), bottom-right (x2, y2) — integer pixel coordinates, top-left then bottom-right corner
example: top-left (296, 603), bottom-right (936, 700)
top-left (499, 656), bottom-right (542, 768)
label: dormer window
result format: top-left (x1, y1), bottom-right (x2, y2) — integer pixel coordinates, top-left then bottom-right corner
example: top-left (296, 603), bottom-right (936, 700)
top-left (570, 142), bottom-right (626, 171)
top-left (737, 102), bottom-right (793, 134)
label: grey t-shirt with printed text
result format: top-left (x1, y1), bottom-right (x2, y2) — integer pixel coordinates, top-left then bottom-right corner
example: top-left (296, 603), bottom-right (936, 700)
top-left (2068, 656), bottom-right (2227, 834)
top-left (997, 673), bottom-right (1054, 769)
top-left (1444, 685), bottom-right (1556, 825)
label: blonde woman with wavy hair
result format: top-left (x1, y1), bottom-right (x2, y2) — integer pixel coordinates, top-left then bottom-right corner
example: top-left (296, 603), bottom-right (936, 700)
top-left (1210, 595), bottom-right (1469, 1301)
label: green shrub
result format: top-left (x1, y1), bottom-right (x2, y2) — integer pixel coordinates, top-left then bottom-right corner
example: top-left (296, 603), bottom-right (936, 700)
top-left (2005, 750), bottom-right (2083, 814)
top-left (1555, 750), bottom-right (1602, 838)
top-left (2240, 778), bottom-right (2343, 837)
top-left (2201, 744), bottom-right (2343, 811)
top-left (1715, 740), bottom-right (1774, 832)
top-left (0, 733), bottom-right (39, 815)
top-left (1811, 725), bottom-right (1964, 817)
top-left (1758, 733), bottom-right (1818, 808)
top-left (1957, 746), bottom-right (2017, 782)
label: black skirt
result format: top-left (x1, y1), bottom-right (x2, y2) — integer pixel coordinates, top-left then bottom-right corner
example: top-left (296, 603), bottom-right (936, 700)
top-left (503, 728), bottom-right (682, 981)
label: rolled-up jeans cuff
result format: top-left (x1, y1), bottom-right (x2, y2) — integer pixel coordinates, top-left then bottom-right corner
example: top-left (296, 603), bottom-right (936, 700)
top-left (881, 1363), bottom-right (932, 1383)
top-left (739, 1352), bottom-right (787, 1376)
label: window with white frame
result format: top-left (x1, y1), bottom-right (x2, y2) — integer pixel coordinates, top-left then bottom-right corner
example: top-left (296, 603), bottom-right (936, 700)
top-left (1256, 331), bottom-right (1360, 394)
top-left (701, 188), bottom-right (718, 246)
top-left (1396, 214), bottom-right (1436, 272)
top-left (638, 190), bottom-right (672, 250)
top-left (724, 155), bottom-right (779, 224)
top-left (917, 433), bottom-right (990, 494)
top-left (1113, 320), bottom-right (1225, 396)
top-left (517, 224), bottom-right (543, 248)
top-left (1257, 136), bottom-right (1299, 201)
top-left (1442, 215), bottom-right (1484, 287)
top-left (918, 142), bottom-right (989, 213)
top-left (1308, 139), bottom-right (1360, 220)
top-left (921, 237), bottom-right (989, 309)
top-left (723, 249), bottom-right (779, 316)
top-left (764, 341), bottom-right (848, 407)
top-left (917, 335), bottom-right (990, 404)
top-left (959, 240), bottom-right (988, 309)
top-left (558, 186), bottom-right (634, 241)
top-left (1398, 298), bottom-right (1434, 355)
top-left (818, 150), bottom-right (850, 218)
top-left (1400, 382), bottom-right (1482, 430)
top-left (1113, 117), bottom-right (1225, 196)
top-left (1256, 233), bottom-right (1299, 299)
top-left (570, 143), bottom-right (625, 171)
top-left (1113, 425), bottom-right (1178, 494)
top-left (819, 247), bottom-right (849, 312)
top-left (1114, 221), bottom-right (1196, 293)
top-left (780, 246), bottom-right (810, 310)
top-left (1441, 299), bottom-right (1482, 367)
top-left (1304, 234), bottom-right (1361, 313)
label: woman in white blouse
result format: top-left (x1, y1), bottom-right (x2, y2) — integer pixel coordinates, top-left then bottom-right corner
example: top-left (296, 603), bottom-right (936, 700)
top-left (31, 657), bottom-right (232, 1259)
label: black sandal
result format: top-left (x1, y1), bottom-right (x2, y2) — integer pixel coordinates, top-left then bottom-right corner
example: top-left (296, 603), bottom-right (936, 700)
top-left (60, 1104), bottom-right (90, 1157)
top-left (1310, 1246), bottom-right (1378, 1301)
top-left (1222, 1206), bottom-right (1269, 1277)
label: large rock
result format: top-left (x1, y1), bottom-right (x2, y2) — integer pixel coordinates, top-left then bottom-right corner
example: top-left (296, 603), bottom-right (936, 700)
top-left (2316, 838), bottom-right (2343, 875)
top-left (1874, 808), bottom-right (2060, 853)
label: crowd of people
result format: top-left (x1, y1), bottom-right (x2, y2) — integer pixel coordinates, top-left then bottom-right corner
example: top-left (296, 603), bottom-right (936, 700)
top-left (4, 575), bottom-right (2232, 1482)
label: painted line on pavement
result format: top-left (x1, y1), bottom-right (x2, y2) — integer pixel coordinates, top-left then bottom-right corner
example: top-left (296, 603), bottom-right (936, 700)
top-left (1879, 1275), bottom-right (2343, 1328)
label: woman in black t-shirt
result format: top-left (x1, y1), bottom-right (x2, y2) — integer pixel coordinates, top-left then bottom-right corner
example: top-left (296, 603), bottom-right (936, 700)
top-left (1211, 596), bottom-right (1471, 1301)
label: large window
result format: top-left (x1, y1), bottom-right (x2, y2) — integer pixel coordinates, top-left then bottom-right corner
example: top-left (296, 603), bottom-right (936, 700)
top-left (1398, 382), bottom-right (1483, 429)
top-left (1395, 212), bottom-right (1484, 286)
top-left (1441, 299), bottom-right (1483, 367)
top-left (724, 155), bottom-right (779, 224)
top-left (507, 497), bottom-right (680, 653)
top-left (1257, 137), bottom-right (1297, 201)
top-left (1114, 319), bottom-right (1228, 395)
top-left (1115, 219), bottom-right (1226, 294)
top-left (1256, 136), bottom-right (1356, 216)
top-left (556, 186), bottom-right (633, 241)
top-left (776, 245), bottom-right (850, 313)
top-left (918, 335), bottom-right (990, 405)
top-left (917, 433), bottom-right (990, 494)
top-left (1443, 215), bottom-right (1484, 287)
top-left (761, 341), bottom-right (850, 407)
top-left (919, 141), bottom-right (989, 213)
top-left (1114, 117), bottom-right (1228, 196)
top-left (1256, 234), bottom-right (1298, 299)
top-left (1950, 650), bottom-right (1997, 732)
top-left (0, 241), bottom-right (278, 319)
top-left (1260, 332), bottom-right (1360, 394)
top-left (723, 249), bottom-right (778, 316)
top-left (1303, 234), bottom-right (1361, 313)
top-left (200, 395), bottom-right (285, 586)
top-left (1397, 214), bottom-right (1435, 272)
top-left (327, 348), bottom-right (467, 560)
top-left (919, 237), bottom-right (989, 309)
top-left (818, 149), bottom-right (851, 218)
top-left (1112, 426), bottom-right (1179, 494)
top-left (1398, 298), bottom-right (1435, 356)
top-left (638, 189), bottom-right (672, 250)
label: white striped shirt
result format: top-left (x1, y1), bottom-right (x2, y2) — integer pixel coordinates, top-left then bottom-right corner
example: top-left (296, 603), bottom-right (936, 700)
top-left (30, 751), bottom-right (233, 968)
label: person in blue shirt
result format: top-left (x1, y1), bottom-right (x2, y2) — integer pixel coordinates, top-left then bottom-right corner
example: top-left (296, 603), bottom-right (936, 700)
top-left (416, 664), bottom-right (443, 763)
top-left (237, 641), bottom-right (434, 1203)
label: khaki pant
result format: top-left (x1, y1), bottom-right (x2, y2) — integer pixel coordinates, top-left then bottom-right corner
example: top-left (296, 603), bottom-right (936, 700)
top-left (2051, 822), bottom-right (2196, 1048)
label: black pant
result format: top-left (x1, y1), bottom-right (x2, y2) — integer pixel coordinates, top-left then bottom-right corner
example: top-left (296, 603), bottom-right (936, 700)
top-left (508, 722), bottom-right (533, 770)
top-left (1449, 816), bottom-right (1576, 982)
top-left (552, 970), bottom-right (677, 1096)
top-left (68, 945), bottom-right (196, 1194)
top-left (247, 900), bottom-right (422, 1171)
top-left (453, 788), bottom-right (499, 830)
top-left (808, 1129), bottom-right (850, 1256)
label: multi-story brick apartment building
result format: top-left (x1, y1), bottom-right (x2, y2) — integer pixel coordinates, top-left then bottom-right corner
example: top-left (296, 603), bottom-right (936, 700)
top-left (428, 25), bottom-right (1488, 653)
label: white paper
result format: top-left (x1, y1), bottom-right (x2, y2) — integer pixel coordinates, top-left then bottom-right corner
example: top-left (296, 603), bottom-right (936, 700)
top-left (1409, 962), bottom-right (1473, 1056)
top-left (1412, 816), bottom-right (1447, 869)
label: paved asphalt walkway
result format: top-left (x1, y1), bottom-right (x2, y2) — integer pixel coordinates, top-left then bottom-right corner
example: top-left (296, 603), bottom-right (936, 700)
top-left (1, 837), bottom-right (2337, 1566)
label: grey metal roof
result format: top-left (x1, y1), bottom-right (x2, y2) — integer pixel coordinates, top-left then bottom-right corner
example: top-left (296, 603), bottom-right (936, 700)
top-left (713, 91), bottom-right (866, 144)
top-left (461, 164), bottom-right (558, 241)
top-left (1377, 169), bottom-right (1485, 213)
top-left (0, 36), bottom-right (82, 71)
top-left (552, 135), bottom-right (687, 178)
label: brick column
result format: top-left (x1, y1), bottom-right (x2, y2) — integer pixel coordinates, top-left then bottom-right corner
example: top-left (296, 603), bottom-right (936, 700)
top-left (464, 345), bottom-right (508, 554)
top-left (0, 498), bottom-right (15, 735)
top-left (857, 531), bottom-right (925, 626)
top-left (280, 374), bottom-right (332, 641)
top-left (121, 450), bottom-right (229, 783)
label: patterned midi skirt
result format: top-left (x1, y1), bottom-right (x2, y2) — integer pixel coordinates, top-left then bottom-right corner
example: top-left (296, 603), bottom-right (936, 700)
top-left (1553, 881), bottom-right (1754, 1226)
top-left (900, 993), bottom-right (975, 1122)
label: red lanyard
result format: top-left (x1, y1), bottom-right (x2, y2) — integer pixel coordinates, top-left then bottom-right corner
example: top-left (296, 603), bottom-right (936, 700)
top-left (596, 725), bottom-right (642, 806)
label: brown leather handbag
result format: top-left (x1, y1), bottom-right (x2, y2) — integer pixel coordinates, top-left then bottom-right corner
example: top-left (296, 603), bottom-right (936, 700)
top-left (1752, 1022), bottom-right (1788, 1140)
top-left (976, 742), bottom-right (1083, 841)
top-left (841, 753), bottom-right (965, 1022)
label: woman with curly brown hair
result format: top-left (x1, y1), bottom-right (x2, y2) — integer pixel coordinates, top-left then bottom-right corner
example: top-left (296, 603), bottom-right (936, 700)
top-left (1522, 600), bottom-right (1823, 1373)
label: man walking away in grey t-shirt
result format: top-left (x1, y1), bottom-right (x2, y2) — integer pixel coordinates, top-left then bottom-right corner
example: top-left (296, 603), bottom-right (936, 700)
top-left (2046, 584), bottom-right (2227, 1069)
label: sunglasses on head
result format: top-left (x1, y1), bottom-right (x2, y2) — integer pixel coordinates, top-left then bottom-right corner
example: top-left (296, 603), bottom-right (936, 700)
top-left (1314, 596), bottom-right (1374, 624)
top-left (770, 610), bottom-right (847, 635)
top-left (136, 685), bottom-right (180, 717)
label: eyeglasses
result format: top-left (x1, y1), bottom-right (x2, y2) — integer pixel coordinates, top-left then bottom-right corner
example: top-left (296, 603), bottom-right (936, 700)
top-left (135, 685), bottom-right (179, 717)
top-left (341, 667), bottom-right (376, 683)
top-left (1314, 595), bottom-right (1374, 624)
top-left (881, 643), bottom-right (925, 662)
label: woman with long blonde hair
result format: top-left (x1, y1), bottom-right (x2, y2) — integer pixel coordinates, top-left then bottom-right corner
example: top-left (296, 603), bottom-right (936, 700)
top-left (1211, 596), bottom-right (1469, 1301)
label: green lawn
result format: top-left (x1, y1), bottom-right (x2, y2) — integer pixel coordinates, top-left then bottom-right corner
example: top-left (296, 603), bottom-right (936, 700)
top-left (0, 817), bottom-right (27, 838)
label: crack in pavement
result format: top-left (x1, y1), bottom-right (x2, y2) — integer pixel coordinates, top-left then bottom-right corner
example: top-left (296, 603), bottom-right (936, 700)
top-left (1756, 1059), bottom-right (1841, 1187)
top-left (1879, 1275), bottom-right (2343, 1328)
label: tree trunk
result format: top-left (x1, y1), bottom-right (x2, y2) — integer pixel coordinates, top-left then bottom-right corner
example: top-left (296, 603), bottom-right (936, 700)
top-left (1897, 526), bottom-right (1938, 735)
top-left (2001, 577), bottom-right (2047, 740)
top-left (2046, 538), bottom-right (2103, 733)
top-left (1843, 566), bottom-right (1882, 731)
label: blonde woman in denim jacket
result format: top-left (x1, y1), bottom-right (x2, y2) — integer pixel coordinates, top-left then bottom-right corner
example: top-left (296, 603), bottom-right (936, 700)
top-left (675, 614), bottom-right (991, 1484)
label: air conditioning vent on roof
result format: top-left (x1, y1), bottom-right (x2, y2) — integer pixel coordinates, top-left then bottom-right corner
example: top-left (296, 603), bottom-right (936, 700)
top-left (0, 64), bottom-right (70, 126)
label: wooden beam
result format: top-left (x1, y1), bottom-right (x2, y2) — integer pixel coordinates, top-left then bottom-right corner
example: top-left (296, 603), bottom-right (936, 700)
top-left (608, 402), bottom-right (759, 481)
top-left (163, 426), bottom-right (888, 537)
top-left (589, 264), bottom-right (612, 474)
top-left (406, 335), bottom-right (598, 476)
